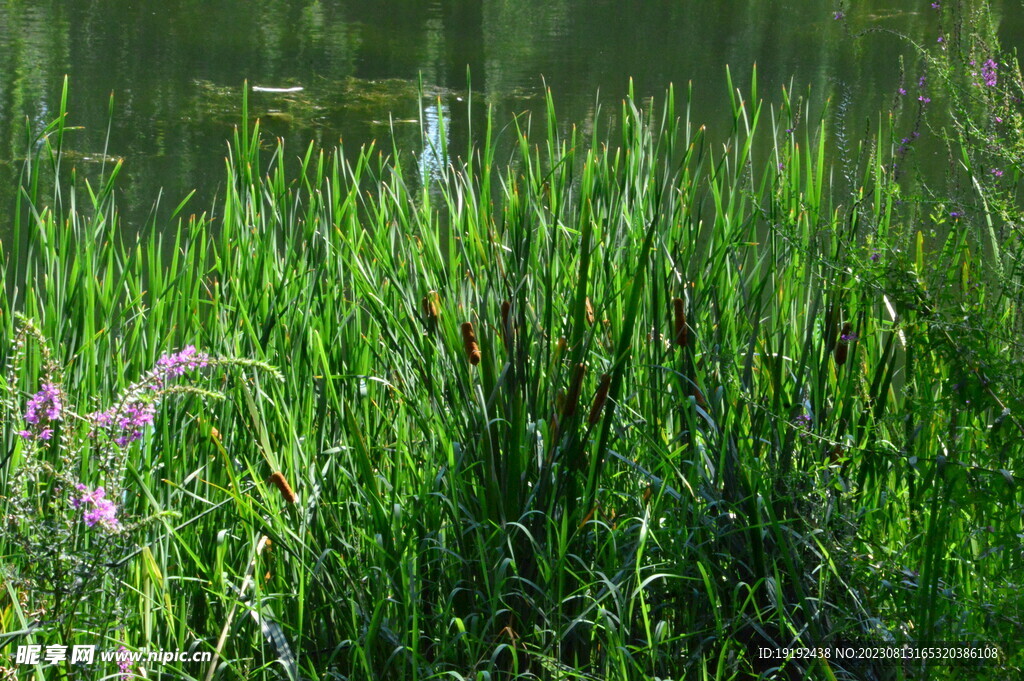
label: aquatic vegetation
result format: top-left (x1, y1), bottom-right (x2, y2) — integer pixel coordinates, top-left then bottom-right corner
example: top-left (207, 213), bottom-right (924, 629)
top-left (1, 24), bottom-right (1023, 679)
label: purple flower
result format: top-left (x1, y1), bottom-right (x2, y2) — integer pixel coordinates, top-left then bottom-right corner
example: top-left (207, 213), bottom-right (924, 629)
top-left (117, 647), bottom-right (133, 679)
top-left (919, 75), bottom-right (927, 88)
top-left (950, 211), bottom-right (961, 218)
top-left (841, 331), bottom-right (859, 343)
top-left (992, 168), bottom-right (1004, 177)
top-left (833, 11), bottom-right (845, 20)
top-left (870, 251), bottom-right (880, 262)
top-left (981, 59), bottom-right (998, 87)
top-left (20, 382), bottom-right (64, 441)
top-left (898, 87), bottom-right (907, 95)
top-left (25, 383), bottom-right (62, 423)
top-left (937, 36), bottom-right (944, 43)
top-left (995, 116), bottom-right (1003, 123)
top-left (918, 96), bottom-right (931, 104)
top-left (71, 484), bottom-right (121, 532)
top-left (156, 345), bottom-right (209, 380)
top-left (931, 2), bottom-right (940, 8)
top-left (90, 401), bottom-right (152, 447)
top-left (89, 346), bottom-right (209, 447)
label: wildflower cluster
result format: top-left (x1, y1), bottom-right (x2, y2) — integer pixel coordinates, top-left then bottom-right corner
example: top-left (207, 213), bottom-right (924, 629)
top-left (18, 382), bottom-right (64, 441)
top-left (70, 484), bottom-right (121, 532)
top-left (792, 413), bottom-right (814, 443)
top-left (980, 58), bottom-right (998, 87)
top-left (89, 346), bottom-right (209, 447)
top-left (117, 647), bottom-right (134, 679)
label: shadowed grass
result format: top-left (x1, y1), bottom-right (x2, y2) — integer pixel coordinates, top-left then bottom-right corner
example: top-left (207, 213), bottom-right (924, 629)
top-left (1, 68), bottom-right (1022, 680)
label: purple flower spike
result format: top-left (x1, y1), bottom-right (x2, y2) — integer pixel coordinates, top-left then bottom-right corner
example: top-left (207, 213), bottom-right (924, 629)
top-left (981, 59), bottom-right (998, 87)
top-left (71, 484), bottom-right (121, 532)
top-left (89, 345), bottom-right (210, 447)
top-left (20, 382), bottom-right (64, 441)
top-left (156, 345), bottom-right (210, 380)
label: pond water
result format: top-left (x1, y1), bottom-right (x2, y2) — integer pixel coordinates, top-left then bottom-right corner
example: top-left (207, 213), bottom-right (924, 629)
top-left (1, 0), bottom-right (1022, 230)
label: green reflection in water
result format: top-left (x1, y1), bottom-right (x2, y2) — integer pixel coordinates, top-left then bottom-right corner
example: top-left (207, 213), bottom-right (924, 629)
top-left (0, 0), bottom-right (1022, 235)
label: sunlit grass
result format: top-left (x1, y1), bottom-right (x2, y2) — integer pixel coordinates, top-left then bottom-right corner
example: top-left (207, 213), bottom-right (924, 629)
top-left (1, 69), bottom-right (1022, 680)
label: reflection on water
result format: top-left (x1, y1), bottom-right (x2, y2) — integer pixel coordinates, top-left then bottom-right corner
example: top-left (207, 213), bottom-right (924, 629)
top-left (419, 100), bottom-right (450, 185)
top-left (0, 0), bottom-right (1022, 232)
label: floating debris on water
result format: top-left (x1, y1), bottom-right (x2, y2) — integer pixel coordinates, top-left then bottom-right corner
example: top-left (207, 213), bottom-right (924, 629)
top-left (252, 85), bottom-right (305, 93)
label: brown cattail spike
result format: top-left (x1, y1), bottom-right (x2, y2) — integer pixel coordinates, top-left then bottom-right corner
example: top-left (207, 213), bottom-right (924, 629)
top-left (268, 472), bottom-right (296, 504)
top-left (672, 298), bottom-right (687, 348)
top-left (500, 300), bottom-right (513, 351)
top-left (563, 363), bottom-right (586, 417)
top-left (834, 322), bottom-right (853, 366)
top-left (501, 300), bottom-right (511, 330)
top-left (461, 322), bottom-right (481, 365)
top-left (588, 373), bottom-right (612, 424)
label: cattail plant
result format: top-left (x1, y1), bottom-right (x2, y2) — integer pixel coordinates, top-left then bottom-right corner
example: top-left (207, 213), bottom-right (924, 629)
top-left (500, 300), bottom-right (513, 352)
top-left (461, 322), bottom-right (481, 365)
top-left (834, 322), bottom-right (856, 366)
top-left (588, 373), bottom-right (612, 425)
top-left (563, 363), bottom-right (587, 417)
top-left (672, 297), bottom-right (688, 348)
top-left (268, 472), bottom-right (297, 504)
top-left (690, 384), bottom-right (707, 408)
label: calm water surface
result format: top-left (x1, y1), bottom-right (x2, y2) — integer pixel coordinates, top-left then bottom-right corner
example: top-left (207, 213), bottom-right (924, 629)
top-left (1, 0), bottom-right (1022, 229)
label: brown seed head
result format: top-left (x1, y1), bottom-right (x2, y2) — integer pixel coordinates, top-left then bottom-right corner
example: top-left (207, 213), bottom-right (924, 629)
top-left (588, 373), bottom-right (612, 424)
top-left (834, 322), bottom-right (852, 366)
top-left (500, 300), bottom-right (513, 351)
top-left (501, 300), bottom-right (511, 330)
top-left (563, 363), bottom-right (586, 417)
top-left (268, 472), bottom-right (296, 504)
top-left (672, 298), bottom-right (687, 348)
top-left (461, 322), bottom-right (481, 365)
top-left (585, 297), bottom-right (595, 325)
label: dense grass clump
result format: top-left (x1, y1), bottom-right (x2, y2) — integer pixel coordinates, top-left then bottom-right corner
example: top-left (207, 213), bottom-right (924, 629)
top-left (2, 64), bottom-right (1023, 680)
